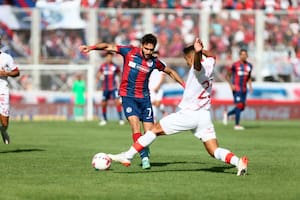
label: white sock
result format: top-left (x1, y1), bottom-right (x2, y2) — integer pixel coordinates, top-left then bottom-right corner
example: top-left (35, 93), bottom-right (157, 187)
top-left (214, 147), bottom-right (239, 166)
top-left (138, 131), bottom-right (157, 147)
top-left (125, 147), bottom-right (138, 160)
top-left (125, 131), bottom-right (157, 159)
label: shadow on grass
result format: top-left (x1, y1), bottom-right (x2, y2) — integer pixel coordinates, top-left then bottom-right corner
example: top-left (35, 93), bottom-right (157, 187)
top-left (115, 161), bottom-right (236, 174)
top-left (145, 161), bottom-right (196, 167)
top-left (0, 148), bottom-right (45, 154)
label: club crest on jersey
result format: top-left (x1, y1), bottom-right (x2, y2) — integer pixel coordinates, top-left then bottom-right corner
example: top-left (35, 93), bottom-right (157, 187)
top-left (146, 60), bottom-right (153, 67)
top-left (126, 107), bottom-right (132, 113)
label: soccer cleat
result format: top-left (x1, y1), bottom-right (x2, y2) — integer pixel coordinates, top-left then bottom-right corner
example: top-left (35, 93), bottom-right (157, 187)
top-left (1, 130), bottom-right (10, 144)
top-left (234, 125), bottom-right (245, 130)
top-left (222, 111), bottom-right (228, 125)
top-left (98, 120), bottom-right (107, 126)
top-left (119, 120), bottom-right (125, 125)
top-left (1, 131), bottom-right (10, 144)
top-left (107, 152), bottom-right (131, 167)
top-left (142, 157), bottom-right (151, 169)
top-left (237, 156), bottom-right (248, 176)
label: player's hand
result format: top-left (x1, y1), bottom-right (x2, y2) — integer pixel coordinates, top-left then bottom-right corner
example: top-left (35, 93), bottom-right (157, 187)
top-left (0, 70), bottom-right (8, 76)
top-left (79, 45), bottom-right (91, 53)
top-left (194, 38), bottom-right (203, 53)
top-left (230, 84), bottom-right (235, 91)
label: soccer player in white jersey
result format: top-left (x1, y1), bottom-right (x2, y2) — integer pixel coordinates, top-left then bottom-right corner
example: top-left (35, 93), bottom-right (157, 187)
top-left (149, 69), bottom-right (166, 121)
top-left (108, 38), bottom-right (248, 176)
top-left (0, 35), bottom-right (20, 144)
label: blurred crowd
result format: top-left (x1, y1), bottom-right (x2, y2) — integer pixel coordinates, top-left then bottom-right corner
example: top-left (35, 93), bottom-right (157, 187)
top-left (0, 0), bottom-right (299, 89)
top-left (79, 0), bottom-right (299, 11)
top-left (1, 0), bottom-right (299, 10)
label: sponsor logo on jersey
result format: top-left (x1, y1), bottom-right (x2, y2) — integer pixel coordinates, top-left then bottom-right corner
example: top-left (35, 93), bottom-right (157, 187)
top-left (128, 61), bottom-right (150, 73)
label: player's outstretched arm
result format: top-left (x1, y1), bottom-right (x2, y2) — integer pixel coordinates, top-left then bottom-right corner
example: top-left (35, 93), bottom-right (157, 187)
top-left (79, 43), bottom-right (117, 53)
top-left (0, 69), bottom-right (20, 77)
top-left (193, 38), bottom-right (203, 71)
top-left (163, 66), bottom-right (185, 88)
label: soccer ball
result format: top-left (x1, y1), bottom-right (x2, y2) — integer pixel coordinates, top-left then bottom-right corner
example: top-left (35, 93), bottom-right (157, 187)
top-left (92, 153), bottom-right (112, 170)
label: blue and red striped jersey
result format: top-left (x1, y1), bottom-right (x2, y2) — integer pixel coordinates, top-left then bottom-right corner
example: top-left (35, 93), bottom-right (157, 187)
top-left (230, 61), bottom-right (253, 92)
top-left (98, 62), bottom-right (121, 91)
top-left (116, 45), bottom-right (166, 98)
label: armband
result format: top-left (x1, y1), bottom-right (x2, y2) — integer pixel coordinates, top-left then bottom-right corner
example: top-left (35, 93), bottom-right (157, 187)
top-left (90, 45), bottom-right (97, 50)
top-left (181, 82), bottom-right (186, 88)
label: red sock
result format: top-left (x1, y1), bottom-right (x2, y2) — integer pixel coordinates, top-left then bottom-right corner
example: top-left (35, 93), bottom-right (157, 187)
top-left (133, 142), bottom-right (144, 152)
top-left (132, 132), bottom-right (142, 142)
top-left (225, 152), bottom-right (234, 164)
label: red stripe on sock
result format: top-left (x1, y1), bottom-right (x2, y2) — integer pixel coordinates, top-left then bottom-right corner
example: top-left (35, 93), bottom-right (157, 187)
top-left (132, 133), bottom-right (142, 142)
top-left (133, 142), bottom-right (144, 152)
top-left (102, 106), bottom-right (107, 113)
top-left (225, 152), bottom-right (234, 164)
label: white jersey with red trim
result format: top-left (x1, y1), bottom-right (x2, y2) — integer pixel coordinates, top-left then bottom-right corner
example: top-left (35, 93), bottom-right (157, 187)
top-left (0, 51), bottom-right (17, 92)
top-left (178, 56), bottom-right (215, 110)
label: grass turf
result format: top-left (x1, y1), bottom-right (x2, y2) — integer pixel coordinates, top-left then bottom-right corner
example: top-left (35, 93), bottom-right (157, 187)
top-left (0, 120), bottom-right (299, 200)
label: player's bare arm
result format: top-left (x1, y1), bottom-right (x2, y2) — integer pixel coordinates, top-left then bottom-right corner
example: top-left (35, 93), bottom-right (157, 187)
top-left (79, 43), bottom-right (117, 53)
top-left (96, 70), bottom-right (102, 81)
top-left (154, 73), bottom-right (166, 92)
top-left (225, 69), bottom-right (235, 91)
top-left (0, 69), bottom-right (20, 77)
top-left (248, 77), bottom-right (253, 93)
top-left (163, 66), bottom-right (185, 88)
top-left (193, 38), bottom-right (203, 71)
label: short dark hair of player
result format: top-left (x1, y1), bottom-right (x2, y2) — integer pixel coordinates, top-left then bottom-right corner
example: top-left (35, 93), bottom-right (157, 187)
top-left (183, 45), bottom-right (195, 55)
top-left (101, 51), bottom-right (114, 57)
top-left (239, 48), bottom-right (248, 55)
top-left (106, 51), bottom-right (114, 56)
top-left (141, 34), bottom-right (157, 47)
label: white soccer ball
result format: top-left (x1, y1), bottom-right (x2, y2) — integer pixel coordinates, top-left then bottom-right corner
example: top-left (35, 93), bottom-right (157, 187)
top-left (92, 153), bottom-right (112, 170)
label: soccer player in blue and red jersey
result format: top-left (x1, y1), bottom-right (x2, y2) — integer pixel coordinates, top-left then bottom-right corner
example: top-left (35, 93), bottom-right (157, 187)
top-left (79, 34), bottom-right (185, 169)
top-left (223, 49), bottom-right (253, 130)
top-left (97, 52), bottom-right (124, 126)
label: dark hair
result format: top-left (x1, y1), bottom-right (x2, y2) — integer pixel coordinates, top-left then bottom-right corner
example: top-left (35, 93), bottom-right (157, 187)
top-left (239, 48), bottom-right (248, 55)
top-left (141, 34), bottom-right (157, 47)
top-left (106, 51), bottom-right (114, 55)
top-left (183, 45), bottom-right (194, 55)
top-left (102, 51), bottom-right (113, 57)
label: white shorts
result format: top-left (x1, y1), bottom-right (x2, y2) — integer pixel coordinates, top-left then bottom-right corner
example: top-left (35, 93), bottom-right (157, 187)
top-left (159, 109), bottom-right (216, 142)
top-left (0, 93), bottom-right (9, 116)
top-left (150, 89), bottom-right (163, 102)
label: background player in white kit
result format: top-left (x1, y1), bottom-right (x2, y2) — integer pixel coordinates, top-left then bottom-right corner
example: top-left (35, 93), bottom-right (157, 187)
top-left (149, 68), bottom-right (166, 121)
top-left (108, 38), bottom-right (248, 176)
top-left (0, 35), bottom-right (20, 144)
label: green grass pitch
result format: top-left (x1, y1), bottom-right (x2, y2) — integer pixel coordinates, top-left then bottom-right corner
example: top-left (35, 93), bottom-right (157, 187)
top-left (0, 120), bottom-right (299, 200)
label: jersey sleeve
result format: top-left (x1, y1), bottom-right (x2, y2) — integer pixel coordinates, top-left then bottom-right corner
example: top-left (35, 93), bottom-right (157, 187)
top-left (116, 45), bottom-right (132, 56)
top-left (202, 57), bottom-right (215, 76)
top-left (248, 63), bottom-right (253, 76)
top-left (98, 64), bottom-right (104, 73)
top-left (156, 59), bottom-right (166, 71)
top-left (230, 62), bottom-right (236, 74)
